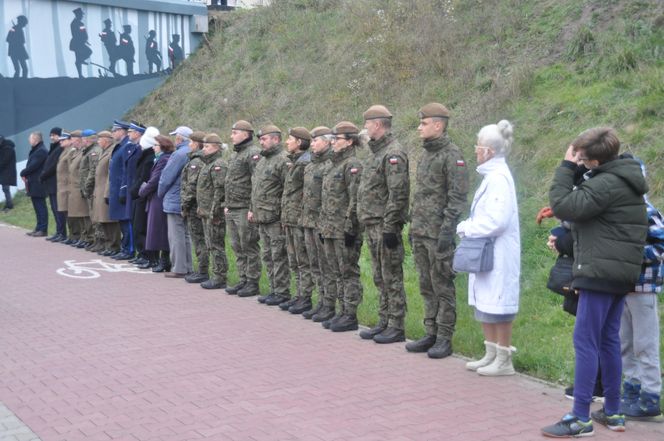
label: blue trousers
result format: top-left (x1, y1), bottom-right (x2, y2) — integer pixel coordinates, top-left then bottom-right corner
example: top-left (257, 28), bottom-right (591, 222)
top-left (31, 197), bottom-right (48, 233)
top-left (48, 193), bottom-right (67, 236)
top-left (572, 289), bottom-right (626, 419)
top-left (120, 220), bottom-right (133, 254)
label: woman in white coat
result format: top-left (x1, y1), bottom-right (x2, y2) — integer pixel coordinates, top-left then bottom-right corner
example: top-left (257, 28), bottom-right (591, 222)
top-left (456, 120), bottom-right (520, 376)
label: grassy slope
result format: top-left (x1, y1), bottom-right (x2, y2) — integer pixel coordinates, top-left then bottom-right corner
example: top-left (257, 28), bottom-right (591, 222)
top-left (8, 0), bottom-right (661, 386)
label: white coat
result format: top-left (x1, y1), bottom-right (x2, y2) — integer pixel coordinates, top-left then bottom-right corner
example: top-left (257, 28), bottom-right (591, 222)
top-left (456, 156), bottom-right (520, 315)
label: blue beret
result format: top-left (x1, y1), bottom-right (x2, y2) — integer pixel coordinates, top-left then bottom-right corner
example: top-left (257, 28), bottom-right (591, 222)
top-left (82, 129), bottom-right (97, 137)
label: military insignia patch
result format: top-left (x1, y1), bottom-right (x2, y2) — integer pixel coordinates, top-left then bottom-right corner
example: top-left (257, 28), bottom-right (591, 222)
top-left (252, 155), bottom-right (260, 161)
top-left (456, 160), bottom-right (465, 167)
top-left (214, 166), bottom-right (221, 171)
top-left (190, 165), bottom-right (196, 169)
top-left (350, 167), bottom-right (358, 174)
top-left (91, 152), bottom-right (97, 156)
top-left (389, 157), bottom-right (398, 165)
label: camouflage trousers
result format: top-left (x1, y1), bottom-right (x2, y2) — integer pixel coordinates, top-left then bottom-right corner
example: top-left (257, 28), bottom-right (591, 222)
top-left (258, 221), bottom-right (289, 295)
top-left (67, 215), bottom-right (80, 240)
top-left (365, 224), bottom-right (406, 330)
top-left (186, 212), bottom-right (209, 275)
top-left (101, 222), bottom-right (121, 252)
top-left (70, 216), bottom-right (93, 242)
top-left (226, 208), bottom-right (260, 283)
top-left (323, 237), bottom-right (363, 315)
top-left (284, 225), bottom-right (313, 298)
top-left (303, 227), bottom-right (336, 303)
top-left (203, 217), bottom-right (227, 283)
top-left (86, 198), bottom-right (100, 245)
top-left (412, 236), bottom-right (456, 339)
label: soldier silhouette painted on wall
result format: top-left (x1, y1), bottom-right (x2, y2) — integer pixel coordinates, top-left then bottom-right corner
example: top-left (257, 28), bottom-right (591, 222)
top-left (6, 15), bottom-right (29, 78)
top-left (118, 25), bottom-right (135, 76)
top-left (69, 7), bottom-right (92, 78)
top-left (145, 30), bottom-right (162, 74)
top-left (168, 34), bottom-right (183, 70)
top-left (99, 18), bottom-right (119, 74)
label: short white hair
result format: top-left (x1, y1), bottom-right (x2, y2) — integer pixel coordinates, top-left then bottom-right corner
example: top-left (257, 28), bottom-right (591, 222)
top-left (477, 120), bottom-right (514, 156)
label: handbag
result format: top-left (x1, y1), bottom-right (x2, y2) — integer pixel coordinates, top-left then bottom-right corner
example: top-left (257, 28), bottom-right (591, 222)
top-left (546, 255), bottom-right (574, 296)
top-left (452, 237), bottom-right (495, 273)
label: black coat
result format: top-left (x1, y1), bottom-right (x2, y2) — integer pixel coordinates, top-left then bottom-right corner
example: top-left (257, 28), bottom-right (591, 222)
top-left (20, 141), bottom-right (48, 197)
top-left (39, 141), bottom-right (63, 195)
top-left (130, 148), bottom-right (155, 241)
top-left (0, 138), bottom-right (17, 186)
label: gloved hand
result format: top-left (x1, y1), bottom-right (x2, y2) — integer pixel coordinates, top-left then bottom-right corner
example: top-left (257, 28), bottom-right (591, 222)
top-left (344, 232), bottom-right (356, 247)
top-left (104, 197), bottom-right (109, 205)
top-left (383, 232), bottom-right (398, 249)
top-left (535, 206), bottom-right (554, 224)
top-left (319, 233), bottom-right (325, 244)
top-left (119, 195), bottom-right (126, 205)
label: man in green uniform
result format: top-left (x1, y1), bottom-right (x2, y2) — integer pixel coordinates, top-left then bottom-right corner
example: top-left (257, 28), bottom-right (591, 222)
top-left (182, 131), bottom-right (210, 284)
top-left (357, 105), bottom-right (410, 344)
top-left (196, 134), bottom-right (228, 289)
top-left (80, 130), bottom-right (103, 252)
top-left (407, 103), bottom-right (468, 358)
top-left (225, 121), bottom-right (262, 297)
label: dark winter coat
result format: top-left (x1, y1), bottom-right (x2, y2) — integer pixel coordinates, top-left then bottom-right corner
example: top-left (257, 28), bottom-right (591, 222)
top-left (39, 141), bottom-right (63, 195)
top-left (121, 141), bottom-right (141, 219)
top-left (20, 141), bottom-right (48, 198)
top-left (0, 138), bottom-right (17, 186)
top-left (138, 153), bottom-right (171, 251)
top-left (108, 138), bottom-right (129, 220)
top-left (130, 147), bottom-right (155, 244)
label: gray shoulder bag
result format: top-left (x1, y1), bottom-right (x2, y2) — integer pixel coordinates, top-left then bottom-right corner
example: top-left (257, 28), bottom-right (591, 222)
top-left (452, 185), bottom-right (495, 273)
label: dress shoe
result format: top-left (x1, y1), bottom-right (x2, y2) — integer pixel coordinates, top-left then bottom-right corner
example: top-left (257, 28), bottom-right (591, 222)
top-left (279, 297), bottom-right (299, 310)
top-left (75, 241), bottom-right (89, 248)
top-left (359, 321), bottom-right (387, 340)
top-left (54, 235), bottom-right (68, 243)
top-left (152, 264), bottom-right (170, 273)
top-left (101, 249), bottom-right (117, 256)
top-left (226, 281), bottom-right (246, 294)
top-left (46, 234), bottom-right (60, 241)
top-left (63, 238), bottom-right (77, 245)
top-left (405, 335), bottom-right (437, 353)
top-left (312, 306), bottom-right (335, 323)
top-left (136, 260), bottom-right (156, 269)
top-left (26, 230), bottom-right (36, 236)
top-left (201, 279), bottom-right (226, 289)
top-left (302, 302), bottom-right (322, 319)
top-left (132, 257), bottom-right (149, 266)
top-left (373, 327), bottom-right (405, 344)
top-left (330, 314), bottom-right (359, 332)
top-left (185, 273), bottom-right (209, 284)
top-left (322, 313), bottom-right (343, 329)
top-left (427, 339), bottom-right (453, 359)
top-left (32, 231), bottom-right (47, 237)
top-left (237, 281), bottom-right (259, 297)
top-left (164, 272), bottom-right (187, 279)
top-left (289, 298), bottom-right (312, 314)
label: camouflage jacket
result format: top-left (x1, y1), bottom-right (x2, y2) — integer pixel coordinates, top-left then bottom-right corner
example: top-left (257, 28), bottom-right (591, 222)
top-left (80, 143), bottom-right (102, 199)
top-left (225, 140), bottom-right (261, 210)
top-left (410, 134), bottom-right (469, 240)
top-left (357, 133), bottom-right (410, 232)
top-left (196, 150), bottom-right (227, 220)
top-left (250, 143), bottom-right (288, 224)
top-left (180, 150), bottom-right (205, 215)
top-left (281, 150), bottom-right (310, 227)
top-left (301, 148), bottom-right (332, 229)
top-left (319, 146), bottom-right (362, 239)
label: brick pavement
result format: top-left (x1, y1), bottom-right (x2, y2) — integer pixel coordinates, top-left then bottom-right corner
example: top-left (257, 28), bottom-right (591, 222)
top-left (1, 222), bottom-right (663, 441)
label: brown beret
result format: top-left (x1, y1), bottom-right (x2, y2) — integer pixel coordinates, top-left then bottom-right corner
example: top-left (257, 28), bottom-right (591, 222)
top-left (190, 131), bottom-right (206, 143)
top-left (363, 105), bottom-right (392, 120)
top-left (310, 126), bottom-right (332, 138)
top-left (333, 121), bottom-right (359, 135)
top-left (232, 120), bottom-right (254, 133)
top-left (258, 124), bottom-right (281, 137)
top-left (288, 127), bottom-right (311, 141)
top-left (418, 102), bottom-right (450, 119)
top-left (203, 133), bottom-right (222, 145)
top-left (97, 130), bottom-right (113, 139)
top-left (70, 130), bottom-right (82, 138)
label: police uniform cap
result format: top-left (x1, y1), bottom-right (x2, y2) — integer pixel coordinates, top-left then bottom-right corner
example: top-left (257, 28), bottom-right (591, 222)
top-left (190, 131), bottom-right (206, 143)
top-left (203, 134), bottom-right (222, 145)
top-left (70, 130), bottom-right (83, 138)
top-left (59, 132), bottom-right (72, 140)
top-left (310, 126), bottom-right (332, 138)
top-left (232, 120), bottom-right (254, 133)
top-left (112, 120), bottom-right (130, 130)
top-left (258, 125), bottom-right (281, 137)
top-left (128, 121), bottom-right (146, 133)
top-left (288, 127), bottom-right (311, 141)
top-left (333, 121), bottom-right (359, 135)
top-left (97, 131), bottom-right (113, 139)
top-left (418, 102), bottom-right (450, 119)
top-left (363, 105), bottom-right (392, 121)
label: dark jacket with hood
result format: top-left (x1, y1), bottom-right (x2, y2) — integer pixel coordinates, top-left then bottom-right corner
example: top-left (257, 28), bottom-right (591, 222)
top-left (0, 137), bottom-right (17, 186)
top-left (549, 157), bottom-right (648, 294)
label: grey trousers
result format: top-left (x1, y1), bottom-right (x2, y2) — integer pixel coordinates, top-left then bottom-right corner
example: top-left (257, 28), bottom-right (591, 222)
top-left (620, 293), bottom-right (662, 394)
top-left (167, 213), bottom-right (193, 274)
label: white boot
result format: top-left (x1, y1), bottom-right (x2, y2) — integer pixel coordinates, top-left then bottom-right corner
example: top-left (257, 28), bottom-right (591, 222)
top-left (465, 341), bottom-right (497, 371)
top-left (477, 344), bottom-right (516, 376)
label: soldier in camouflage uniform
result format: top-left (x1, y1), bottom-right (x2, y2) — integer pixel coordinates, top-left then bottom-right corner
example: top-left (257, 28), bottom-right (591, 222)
top-left (249, 125), bottom-right (290, 305)
top-left (279, 127), bottom-right (312, 313)
top-left (407, 103), bottom-right (468, 359)
top-left (78, 130), bottom-right (102, 249)
top-left (301, 126), bottom-right (336, 323)
top-left (225, 121), bottom-right (262, 297)
top-left (357, 105), bottom-right (410, 344)
top-left (319, 121), bottom-right (364, 332)
top-left (181, 131), bottom-right (210, 284)
top-left (195, 134), bottom-right (228, 289)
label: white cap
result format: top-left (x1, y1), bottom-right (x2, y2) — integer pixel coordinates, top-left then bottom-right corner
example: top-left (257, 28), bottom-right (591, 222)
top-left (169, 126), bottom-right (193, 138)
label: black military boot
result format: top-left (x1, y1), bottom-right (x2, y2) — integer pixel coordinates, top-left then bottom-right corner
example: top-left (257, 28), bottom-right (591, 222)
top-left (330, 314), bottom-right (358, 332)
top-left (427, 338), bottom-right (453, 359)
top-left (226, 281), bottom-right (246, 295)
top-left (279, 297), bottom-right (299, 311)
top-left (289, 297), bottom-right (312, 315)
top-left (322, 313), bottom-right (343, 329)
top-left (185, 272), bottom-right (209, 284)
top-left (265, 293), bottom-right (290, 306)
top-left (201, 279), bottom-right (226, 290)
top-left (359, 320), bottom-right (387, 340)
top-left (373, 327), bottom-right (405, 344)
top-left (302, 302), bottom-right (322, 320)
top-left (312, 305), bottom-right (335, 323)
top-left (237, 281), bottom-right (259, 297)
top-left (405, 335), bottom-right (437, 353)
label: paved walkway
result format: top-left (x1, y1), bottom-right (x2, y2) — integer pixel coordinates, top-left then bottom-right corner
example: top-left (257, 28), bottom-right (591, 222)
top-left (1, 222), bottom-right (663, 441)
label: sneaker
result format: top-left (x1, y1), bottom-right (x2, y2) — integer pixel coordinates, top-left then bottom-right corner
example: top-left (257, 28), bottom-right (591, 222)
top-left (623, 391), bottom-right (663, 421)
top-left (591, 408), bottom-right (625, 432)
top-left (542, 413), bottom-right (594, 438)
top-left (564, 385), bottom-right (604, 403)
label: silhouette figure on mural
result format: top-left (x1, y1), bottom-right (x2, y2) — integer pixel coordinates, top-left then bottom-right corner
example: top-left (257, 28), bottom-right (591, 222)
top-left (99, 18), bottom-right (119, 75)
top-left (6, 15), bottom-right (29, 79)
top-left (168, 34), bottom-right (184, 70)
top-left (69, 7), bottom-right (92, 78)
top-left (117, 25), bottom-right (135, 76)
top-left (145, 30), bottom-right (162, 74)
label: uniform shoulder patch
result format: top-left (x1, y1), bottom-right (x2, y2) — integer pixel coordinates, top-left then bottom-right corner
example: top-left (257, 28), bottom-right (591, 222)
top-left (214, 166), bottom-right (221, 171)
top-left (350, 167), bottom-right (359, 174)
top-left (91, 152), bottom-right (97, 156)
top-left (389, 157), bottom-right (399, 165)
top-left (252, 154), bottom-right (260, 161)
top-left (190, 165), bottom-right (197, 169)
top-left (456, 160), bottom-right (465, 167)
